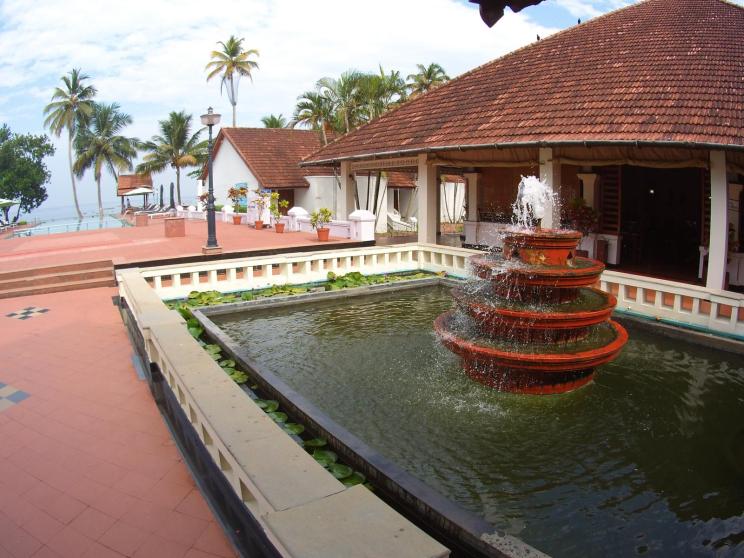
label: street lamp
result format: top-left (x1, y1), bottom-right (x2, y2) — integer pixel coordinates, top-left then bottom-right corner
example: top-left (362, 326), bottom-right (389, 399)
top-left (201, 107), bottom-right (222, 254)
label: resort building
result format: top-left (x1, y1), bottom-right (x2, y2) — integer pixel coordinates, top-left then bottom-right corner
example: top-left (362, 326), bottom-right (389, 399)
top-left (200, 127), bottom-right (465, 233)
top-left (302, 0), bottom-right (744, 291)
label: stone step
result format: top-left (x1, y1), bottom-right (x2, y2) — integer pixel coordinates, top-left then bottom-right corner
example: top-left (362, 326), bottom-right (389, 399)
top-left (0, 268), bottom-right (115, 290)
top-left (0, 277), bottom-right (117, 299)
top-left (0, 260), bottom-right (114, 281)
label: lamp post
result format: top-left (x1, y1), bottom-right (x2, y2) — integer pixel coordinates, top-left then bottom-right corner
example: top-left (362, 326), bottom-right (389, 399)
top-left (201, 107), bottom-right (222, 254)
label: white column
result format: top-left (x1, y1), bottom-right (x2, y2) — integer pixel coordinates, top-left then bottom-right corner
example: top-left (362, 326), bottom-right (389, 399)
top-left (417, 154), bottom-right (437, 244)
top-left (539, 147), bottom-right (561, 229)
top-left (707, 150), bottom-right (728, 290)
top-left (577, 173), bottom-right (598, 209)
top-left (464, 172), bottom-right (479, 221)
top-left (337, 160), bottom-right (356, 219)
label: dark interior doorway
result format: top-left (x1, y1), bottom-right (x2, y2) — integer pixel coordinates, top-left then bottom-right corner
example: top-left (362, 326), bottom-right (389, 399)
top-left (620, 166), bottom-right (702, 280)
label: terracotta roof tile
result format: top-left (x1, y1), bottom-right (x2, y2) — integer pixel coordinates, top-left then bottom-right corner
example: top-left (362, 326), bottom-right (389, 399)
top-left (215, 128), bottom-right (334, 188)
top-left (117, 174), bottom-right (152, 196)
top-left (305, 0), bottom-right (744, 164)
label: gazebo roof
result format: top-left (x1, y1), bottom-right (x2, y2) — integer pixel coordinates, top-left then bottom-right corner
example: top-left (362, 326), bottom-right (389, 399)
top-left (304, 0), bottom-right (744, 166)
top-left (117, 174), bottom-right (152, 196)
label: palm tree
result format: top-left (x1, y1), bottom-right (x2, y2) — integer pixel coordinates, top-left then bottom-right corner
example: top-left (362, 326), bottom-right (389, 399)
top-left (261, 114), bottom-right (288, 128)
top-left (205, 36), bottom-right (259, 127)
top-left (291, 91), bottom-right (333, 145)
top-left (358, 66), bottom-right (408, 123)
top-left (135, 111), bottom-right (206, 205)
top-left (407, 63), bottom-right (450, 97)
top-left (317, 70), bottom-right (365, 133)
top-left (73, 102), bottom-right (138, 218)
top-left (43, 69), bottom-right (96, 219)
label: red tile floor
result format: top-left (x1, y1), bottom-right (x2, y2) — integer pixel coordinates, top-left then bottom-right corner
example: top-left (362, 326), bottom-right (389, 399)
top-left (0, 287), bottom-right (237, 558)
top-left (0, 218), bottom-right (355, 273)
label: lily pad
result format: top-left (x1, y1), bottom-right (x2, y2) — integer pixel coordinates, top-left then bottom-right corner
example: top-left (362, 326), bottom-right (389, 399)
top-left (283, 423), bottom-right (305, 435)
top-left (328, 463), bottom-right (353, 479)
top-left (342, 471), bottom-right (366, 487)
top-left (312, 449), bottom-right (337, 467)
top-left (229, 370), bottom-right (249, 384)
top-left (303, 437), bottom-right (327, 448)
top-left (268, 411), bottom-right (288, 423)
top-left (219, 359), bottom-right (236, 368)
top-left (188, 326), bottom-right (203, 339)
top-left (186, 318), bottom-right (200, 328)
top-left (204, 344), bottom-right (221, 354)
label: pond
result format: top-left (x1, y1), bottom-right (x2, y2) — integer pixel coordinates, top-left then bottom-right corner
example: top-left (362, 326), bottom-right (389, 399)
top-left (214, 285), bottom-right (744, 557)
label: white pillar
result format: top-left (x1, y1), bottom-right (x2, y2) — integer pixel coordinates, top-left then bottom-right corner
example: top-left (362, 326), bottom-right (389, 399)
top-left (464, 172), bottom-right (479, 221)
top-left (707, 150), bottom-right (728, 290)
top-left (539, 147), bottom-right (561, 229)
top-left (337, 160), bottom-right (356, 219)
top-left (577, 173), bottom-right (599, 209)
top-left (417, 154), bottom-right (437, 244)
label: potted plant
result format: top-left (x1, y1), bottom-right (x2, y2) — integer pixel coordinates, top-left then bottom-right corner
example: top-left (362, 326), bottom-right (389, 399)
top-left (310, 207), bottom-right (333, 241)
top-left (197, 192), bottom-right (209, 211)
top-left (252, 190), bottom-right (270, 230)
top-left (269, 192), bottom-right (290, 233)
top-left (564, 198), bottom-right (600, 257)
top-left (227, 186), bottom-right (247, 224)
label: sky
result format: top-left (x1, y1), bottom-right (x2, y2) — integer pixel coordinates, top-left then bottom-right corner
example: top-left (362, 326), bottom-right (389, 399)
top-left (1, 0), bottom-right (736, 218)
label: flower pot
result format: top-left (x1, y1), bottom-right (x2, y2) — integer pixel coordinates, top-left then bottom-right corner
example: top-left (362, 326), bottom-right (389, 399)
top-left (275, 222), bottom-right (285, 233)
top-left (232, 215), bottom-right (242, 225)
top-left (316, 227), bottom-right (330, 241)
top-left (254, 220), bottom-right (263, 230)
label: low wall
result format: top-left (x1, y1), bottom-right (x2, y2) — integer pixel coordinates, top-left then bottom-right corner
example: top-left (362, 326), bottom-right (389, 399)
top-left (117, 268), bottom-right (450, 558)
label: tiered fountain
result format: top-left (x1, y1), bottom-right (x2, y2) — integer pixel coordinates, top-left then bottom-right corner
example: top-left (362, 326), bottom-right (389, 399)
top-left (435, 177), bottom-right (628, 394)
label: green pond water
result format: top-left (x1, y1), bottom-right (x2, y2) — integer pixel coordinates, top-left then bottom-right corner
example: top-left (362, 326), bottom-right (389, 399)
top-left (214, 285), bottom-right (744, 557)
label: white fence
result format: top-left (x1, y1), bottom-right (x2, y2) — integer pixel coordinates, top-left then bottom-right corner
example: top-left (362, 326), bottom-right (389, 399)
top-left (128, 243), bottom-right (744, 339)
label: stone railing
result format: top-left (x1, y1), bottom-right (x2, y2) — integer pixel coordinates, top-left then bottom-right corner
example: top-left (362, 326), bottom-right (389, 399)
top-left (602, 270), bottom-right (744, 338)
top-left (117, 268), bottom-right (449, 558)
top-left (132, 243), bottom-right (744, 339)
top-left (137, 243), bottom-right (475, 300)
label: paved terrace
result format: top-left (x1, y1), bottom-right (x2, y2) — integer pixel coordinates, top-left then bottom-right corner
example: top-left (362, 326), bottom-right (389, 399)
top-left (0, 287), bottom-right (237, 557)
top-left (0, 218), bottom-right (357, 272)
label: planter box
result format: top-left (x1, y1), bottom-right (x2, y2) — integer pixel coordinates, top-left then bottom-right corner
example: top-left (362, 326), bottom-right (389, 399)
top-left (135, 213), bottom-right (149, 227)
top-left (164, 217), bottom-right (185, 238)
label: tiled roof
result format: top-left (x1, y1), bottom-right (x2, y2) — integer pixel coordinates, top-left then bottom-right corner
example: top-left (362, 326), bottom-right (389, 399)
top-left (214, 128), bottom-right (334, 188)
top-left (386, 171), bottom-right (417, 189)
top-left (305, 0), bottom-right (744, 165)
top-left (117, 174), bottom-right (152, 196)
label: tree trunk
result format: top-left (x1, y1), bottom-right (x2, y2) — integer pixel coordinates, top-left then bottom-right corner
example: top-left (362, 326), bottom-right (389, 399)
top-left (96, 174), bottom-right (103, 218)
top-left (176, 167), bottom-right (182, 205)
top-left (68, 132), bottom-right (83, 219)
top-left (230, 78), bottom-right (237, 126)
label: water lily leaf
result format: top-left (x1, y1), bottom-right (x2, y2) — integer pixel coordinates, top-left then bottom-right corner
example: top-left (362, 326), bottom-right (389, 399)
top-left (188, 291), bottom-right (201, 299)
top-left (241, 292), bottom-right (254, 301)
top-left (303, 438), bottom-right (327, 448)
top-left (283, 423), bottom-right (305, 435)
top-left (312, 449), bottom-right (337, 467)
top-left (219, 359), bottom-right (236, 368)
top-left (188, 327), bottom-right (203, 339)
top-left (363, 482), bottom-right (374, 491)
top-left (249, 383), bottom-right (258, 390)
top-left (229, 370), bottom-right (248, 384)
top-left (204, 344), bottom-right (221, 354)
top-left (177, 305), bottom-right (194, 319)
top-left (329, 463), bottom-right (353, 479)
top-left (342, 471), bottom-right (366, 487)
top-left (208, 352), bottom-right (221, 360)
top-left (268, 411), bottom-right (288, 423)
top-left (186, 318), bottom-right (200, 328)
top-left (256, 399), bottom-right (279, 412)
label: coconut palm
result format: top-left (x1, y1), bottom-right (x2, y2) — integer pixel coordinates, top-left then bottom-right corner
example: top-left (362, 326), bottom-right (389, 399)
top-left (261, 114), bottom-right (288, 128)
top-left (205, 36), bottom-right (259, 127)
top-left (317, 70), bottom-right (365, 133)
top-left (43, 68), bottom-right (97, 219)
top-left (73, 102), bottom-right (138, 218)
top-left (358, 66), bottom-right (408, 122)
top-left (135, 111), bottom-right (206, 205)
top-left (291, 91), bottom-right (334, 145)
top-left (407, 63), bottom-right (450, 97)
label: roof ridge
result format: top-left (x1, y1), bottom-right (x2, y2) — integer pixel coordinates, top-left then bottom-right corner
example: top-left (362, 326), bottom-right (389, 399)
top-left (223, 126), bottom-right (318, 133)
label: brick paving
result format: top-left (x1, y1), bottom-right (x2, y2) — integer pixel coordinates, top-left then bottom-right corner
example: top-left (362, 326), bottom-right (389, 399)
top-left (0, 287), bottom-right (236, 558)
top-left (0, 217), bottom-right (354, 273)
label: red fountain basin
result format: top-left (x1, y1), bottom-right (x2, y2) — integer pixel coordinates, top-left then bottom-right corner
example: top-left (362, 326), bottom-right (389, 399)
top-left (434, 310), bottom-right (628, 394)
top-left (503, 228), bottom-right (583, 266)
top-left (471, 255), bottom-right (606, 303)
top-left (452, 286), bottom-right (617, 343)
